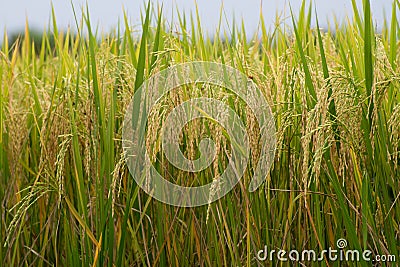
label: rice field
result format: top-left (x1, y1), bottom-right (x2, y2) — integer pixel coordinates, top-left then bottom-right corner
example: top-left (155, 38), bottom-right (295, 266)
top-left (0, 0), bottom-right (399, 266)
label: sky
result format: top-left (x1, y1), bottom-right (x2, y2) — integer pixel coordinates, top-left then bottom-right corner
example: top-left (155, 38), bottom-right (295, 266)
top-left (0, 0), bottom-right (395, 43)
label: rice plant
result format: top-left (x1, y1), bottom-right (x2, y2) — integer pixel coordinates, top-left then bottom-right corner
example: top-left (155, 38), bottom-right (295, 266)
top-left (0, 0), bottom-right (399, 266)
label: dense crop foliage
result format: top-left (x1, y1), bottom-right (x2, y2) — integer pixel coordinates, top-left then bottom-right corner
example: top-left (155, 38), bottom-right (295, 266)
top-left (1, 1), bottom-right (399, 266)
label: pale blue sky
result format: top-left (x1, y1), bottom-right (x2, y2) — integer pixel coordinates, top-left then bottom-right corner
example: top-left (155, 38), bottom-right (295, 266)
top-left (0, 0), bottom-right (395, 42)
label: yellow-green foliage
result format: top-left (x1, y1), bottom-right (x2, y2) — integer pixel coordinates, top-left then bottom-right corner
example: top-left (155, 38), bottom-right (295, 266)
top-left (0, 1), bottom-right (399, 266)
